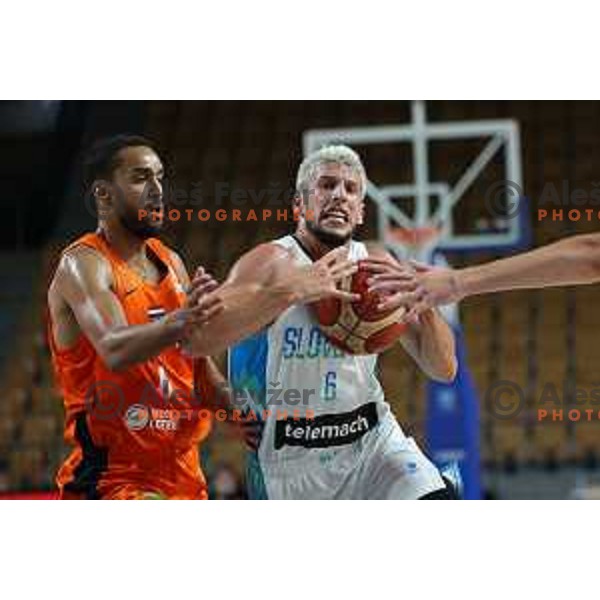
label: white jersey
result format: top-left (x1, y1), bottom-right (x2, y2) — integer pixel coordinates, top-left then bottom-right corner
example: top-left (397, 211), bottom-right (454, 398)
top-left (228, 235), bottom-right (443, 499)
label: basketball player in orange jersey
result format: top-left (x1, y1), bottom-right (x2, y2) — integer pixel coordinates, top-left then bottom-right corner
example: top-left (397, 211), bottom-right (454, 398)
top-left (364, 232), bottom-right (600, 318)
top-left (47, 135), bottom-right (227, 499)
top-left (48, 135), bottom-right (355, 500)
top-left (184, 145), bottom-right (459, 499)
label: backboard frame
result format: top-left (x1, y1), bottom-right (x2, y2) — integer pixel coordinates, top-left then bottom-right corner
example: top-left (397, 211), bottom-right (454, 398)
top-left (303, 101), bottom-right (529, 258)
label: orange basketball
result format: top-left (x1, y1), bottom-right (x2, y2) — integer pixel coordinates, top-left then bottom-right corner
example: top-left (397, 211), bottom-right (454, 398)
top-left (311, 260), bottom-right (408, 355)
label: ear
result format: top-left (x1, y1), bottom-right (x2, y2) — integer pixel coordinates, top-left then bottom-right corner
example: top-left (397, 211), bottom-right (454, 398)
top-left (357, 199), bottom-right (365, 225)
top-left (93, 179), bottom-right (111, 201)
top-left (292, 193), bottom-right (305, 217)
top-left (92, 180), bottom-right (115, 220)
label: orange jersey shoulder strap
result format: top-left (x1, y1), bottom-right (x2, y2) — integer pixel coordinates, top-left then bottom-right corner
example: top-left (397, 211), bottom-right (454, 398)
top-left (146, 237), bottom-right (179, 276)
top-left (61, 232), bottom-right (173, 298)
top-left (60, 232), bottom-right (128, 295)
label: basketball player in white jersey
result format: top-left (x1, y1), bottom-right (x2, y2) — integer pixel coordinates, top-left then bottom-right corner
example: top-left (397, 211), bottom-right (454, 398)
top-left (364, 232), bottom-right (600, 318)
top-left (189, 145), bottom-right (459, 499)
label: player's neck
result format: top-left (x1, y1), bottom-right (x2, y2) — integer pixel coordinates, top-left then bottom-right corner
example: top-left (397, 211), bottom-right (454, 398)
top-left (97, 222), bottom-right (148, 263)
top-left (294, 225), bottom-right (351, 261)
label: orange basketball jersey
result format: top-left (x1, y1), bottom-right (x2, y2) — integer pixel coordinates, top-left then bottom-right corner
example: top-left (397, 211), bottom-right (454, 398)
top-left (48, 232), bottom-right (213, 499)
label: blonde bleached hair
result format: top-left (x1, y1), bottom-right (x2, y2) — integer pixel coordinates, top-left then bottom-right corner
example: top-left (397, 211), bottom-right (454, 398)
top-left (296, 144), bottom-right (367, 200)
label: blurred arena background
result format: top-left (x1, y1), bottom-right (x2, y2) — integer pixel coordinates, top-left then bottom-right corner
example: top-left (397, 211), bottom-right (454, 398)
top-left (1, 100), bottom-right (599, 499)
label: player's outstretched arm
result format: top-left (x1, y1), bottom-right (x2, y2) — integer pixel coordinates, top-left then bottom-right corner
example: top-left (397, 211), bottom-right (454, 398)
top-left (49, 246), bottom-right (221, 372)
top-left (367, 232), bottom-right (600, 320)
top-left (184, 244), bottom-right (360, 357)
top-left (451, 231), bottom-right (600, 295)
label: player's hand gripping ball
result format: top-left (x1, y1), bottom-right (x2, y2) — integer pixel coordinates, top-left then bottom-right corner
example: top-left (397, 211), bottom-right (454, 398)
top-left (311, 260), bottom-right (408, 355)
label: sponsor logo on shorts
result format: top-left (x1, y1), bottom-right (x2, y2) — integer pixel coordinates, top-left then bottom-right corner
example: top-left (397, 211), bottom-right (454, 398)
top-left (274, 402), bottom-right (378, 449)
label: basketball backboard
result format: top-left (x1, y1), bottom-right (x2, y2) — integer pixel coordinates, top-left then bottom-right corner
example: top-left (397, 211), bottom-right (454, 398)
top-left (303, 101), bottom-right (529, 259)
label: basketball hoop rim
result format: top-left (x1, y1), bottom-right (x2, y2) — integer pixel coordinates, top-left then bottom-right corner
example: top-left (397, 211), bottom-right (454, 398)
top-left (387, 224), bottom-right (443, 249)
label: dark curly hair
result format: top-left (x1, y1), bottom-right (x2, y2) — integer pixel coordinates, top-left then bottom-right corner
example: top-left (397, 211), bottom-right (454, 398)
top-left (82, 134), bottom-right (159, 188)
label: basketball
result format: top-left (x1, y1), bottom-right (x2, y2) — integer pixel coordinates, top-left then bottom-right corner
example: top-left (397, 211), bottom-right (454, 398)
top-left (311, 260), bottom-right (409, 355)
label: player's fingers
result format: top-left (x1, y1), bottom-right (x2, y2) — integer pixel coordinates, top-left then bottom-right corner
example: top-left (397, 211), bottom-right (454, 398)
top-left (189, 272), bottom-right (211, 291)
top-left (330, 263), bottom-right (359, 281)
top-left (376, 294), bottom-right (405, 312)
top-left (197, 280), bottom-right (220, 297)
top-left (197, 292), bottom-right (224, 312)
top-left (188, 280), bottom-right (219, 305)
top-left (328, 259), bottom-right (358, 278)
top-left (408, 259), bottom-right (433, 273)
top-left (240, 421), bottom-right (263, 450)
top-left (320, 246), bottom-right (350, 266)
top-left (188, 280), bottom-right (219, 301)
top-left (192, 266), bottom-right (205, 281)
top-left (328, 257), bottom-right (356, 273)
top-left (189, 294), bottom-right (223, 321)
top-left (400, 300), bottom-right (431, 323)
top-left (199, 302), bottom-right (225, 323)
top-left (190, 274), bottom-right (217, 291)
top-left (361, 255), bottom-right (393, 266)
top-left (187, 287), bottom-right (201, 306)
top-left (185, 267), bottom-right (206, 293)
top-left (241, 420), bottom-right (262, 434)
top-left (331, 289), bottom-right (361, 302)
top-left (366, 261), bottom-right (412, 272)
top-left (187, 306), bottom-right (223, 329)
top-left (187, 287), bottom-right (204, 308)
top-left (230, 422), bottom-right (258, 449)
top-left (360, 260), bottom-right (404, 275)
top-left (244, 433), bottom-right (260, 452)
top-left (368, 280), bottom-right (420, 294)
top-left (192, 271), bottom-right (214, 282)
top-left (377, 289), bottom-right (422, 311)
top-left (367, 272), bottom-right (416, 285)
